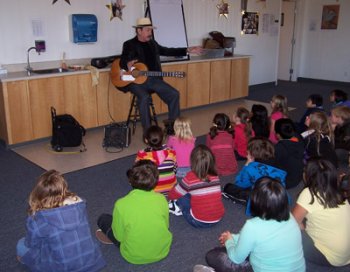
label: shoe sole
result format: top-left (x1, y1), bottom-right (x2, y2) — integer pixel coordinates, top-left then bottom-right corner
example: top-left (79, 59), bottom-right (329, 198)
top-left (95, 229), bottom-right (114, 245)
top-left (222, 192), bottom-right (247, 205)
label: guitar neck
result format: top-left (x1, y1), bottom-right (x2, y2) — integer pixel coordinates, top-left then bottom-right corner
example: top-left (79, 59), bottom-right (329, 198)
top-left (140, 71), bottom-right (177, 77)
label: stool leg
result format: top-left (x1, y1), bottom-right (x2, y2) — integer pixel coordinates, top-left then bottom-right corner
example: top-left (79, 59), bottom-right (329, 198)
top-left (149, 96), bottom-right (158, 126)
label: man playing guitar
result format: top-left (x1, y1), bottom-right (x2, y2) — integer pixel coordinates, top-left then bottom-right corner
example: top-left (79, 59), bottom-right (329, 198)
top-left (118, 17), bottom-right (202, 135)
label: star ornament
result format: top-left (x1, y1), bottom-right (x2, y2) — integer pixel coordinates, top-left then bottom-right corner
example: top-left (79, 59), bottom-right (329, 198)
top-left (217, 1), bottom-right (229, 18)
top-left (52, 0), bottom-right (71, 5)
top-left (106, 0), bottom-right (126, 21)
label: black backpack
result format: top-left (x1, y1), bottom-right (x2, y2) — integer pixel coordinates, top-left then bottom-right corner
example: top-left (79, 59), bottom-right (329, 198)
top-left (50, 107), bottom-right (86, 152)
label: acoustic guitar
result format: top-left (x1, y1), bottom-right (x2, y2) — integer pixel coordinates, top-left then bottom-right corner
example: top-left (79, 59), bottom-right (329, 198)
top-left (110, 59), bottom-right (185, 88)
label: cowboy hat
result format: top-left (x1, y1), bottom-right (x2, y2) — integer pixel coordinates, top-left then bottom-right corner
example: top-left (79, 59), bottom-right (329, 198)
top-left (132, 17), bottom-right (157, 29)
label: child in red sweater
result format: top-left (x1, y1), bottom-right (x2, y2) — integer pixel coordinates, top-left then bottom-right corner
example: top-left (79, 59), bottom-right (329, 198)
top-left (206, 113), bottom-right (238, 176)
top-left (233, 107), bottom-right (254, 160)
top-left (168, 145), bottom-right (225, 228)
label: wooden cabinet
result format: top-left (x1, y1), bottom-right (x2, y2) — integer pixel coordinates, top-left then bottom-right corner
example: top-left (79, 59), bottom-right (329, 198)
top-left (0, 56), bottom-right (249, 145)
top-left (187, 62), bottom-right (210, 107)
top-left (210, 59), bottom-right (232, 103)
top-left (230, 58), bottom-right (249, 99)
top-left (0, 80), bottom-right (33, 144)
top-left (96, 71), bottom-right (131, 125)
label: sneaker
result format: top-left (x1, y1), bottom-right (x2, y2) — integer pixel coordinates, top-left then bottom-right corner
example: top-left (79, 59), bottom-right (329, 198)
top-left (222, 191), bottom-right (247, 205)
top-left (95, 229), bottom-right (113, 245)
top-left (193, 264), bottom-right (215, 272)
top-left (168, 200), bottom-right (182, 216)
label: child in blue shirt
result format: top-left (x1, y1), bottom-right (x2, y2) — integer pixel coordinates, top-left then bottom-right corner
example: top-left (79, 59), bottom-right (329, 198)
top-left (205, 177), bottom-right (305, 272)
top-left (223, 137), bottom-right (286, 215)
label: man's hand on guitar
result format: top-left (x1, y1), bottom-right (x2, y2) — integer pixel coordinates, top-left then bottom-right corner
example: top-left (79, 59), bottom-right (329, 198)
top-left (127, 59), bottom-right (138, 71)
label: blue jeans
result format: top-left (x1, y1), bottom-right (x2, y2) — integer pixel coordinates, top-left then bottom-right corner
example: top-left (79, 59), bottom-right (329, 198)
top-left (16, 237), bottom-right (29, 262)
top-left (176, 194), bottom-right (218, 228)
top-left (176, 167), bottom-right (191, 178)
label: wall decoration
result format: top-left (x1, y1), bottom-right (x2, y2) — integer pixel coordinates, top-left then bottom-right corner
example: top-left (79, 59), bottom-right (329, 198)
top-left (106, 0), bottom-right (125, 21)
top-left (217, 0), bottom-right (229, 18)
top-left (52, 0), bottom-right (71, 4)
top-left (321, 5), bottom-right (339, 29)
top-left (241, 12), bottom-right (259, 34)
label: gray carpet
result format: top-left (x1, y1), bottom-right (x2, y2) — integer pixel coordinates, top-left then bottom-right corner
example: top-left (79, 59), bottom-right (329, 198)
top-left (1, 79), bottom-right (350, 272)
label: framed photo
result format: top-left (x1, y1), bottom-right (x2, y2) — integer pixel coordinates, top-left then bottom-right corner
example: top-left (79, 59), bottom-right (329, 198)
top-left (321, 5), bottom-right (340, 30)
top-left (241, 12), bottom-right (259, 34)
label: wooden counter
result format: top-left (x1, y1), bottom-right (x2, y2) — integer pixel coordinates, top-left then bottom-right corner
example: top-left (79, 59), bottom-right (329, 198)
top-left (0, 55), bottom-right (249, 145)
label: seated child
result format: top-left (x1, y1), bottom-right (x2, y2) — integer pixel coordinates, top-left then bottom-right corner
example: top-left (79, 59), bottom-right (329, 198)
top-left (301, 111), bottom-right (338, 168)
top-left (269, 94), bottom-right (288, 144)
top-left (331, 106), bottom-right (350, 168)
top-left (233, 107), bottom-right (254, 160)
top-left (330, 89), bottom-right (350, 108)
top-left (96, 160), bottom-right (172, 264)
top-left (292, 158), bottom-right (350, 267)
top-left (250, 104), bottom-right (270, 138)
top-left (136, 125), bottom-right (176, 194)
top-left (223, 137), bottom-right (287, 214)
top-left (166, 116), bottom-right (196, 178)
top-left (168, 144), bottom-right (225, 228)
top-left (274, 118), bottom-right (304, 189)
top-left (205, 177), bottom-right (305, 272)
top-left (16, 170), bottom-right (105, 272)
top-left (298, 94), bottom-right (324, 133)
top-left (206, 113), bottom-right (238, 176)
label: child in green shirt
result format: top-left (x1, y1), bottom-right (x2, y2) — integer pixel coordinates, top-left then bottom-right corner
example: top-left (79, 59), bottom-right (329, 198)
top-left (96, 160), bottom-right (172, 264)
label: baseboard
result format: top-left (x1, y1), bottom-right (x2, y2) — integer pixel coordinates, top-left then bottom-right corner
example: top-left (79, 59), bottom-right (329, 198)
top-left (297, 77), bottom-right (350, 87)
top-left (249, 82), bottom-right (276, 91)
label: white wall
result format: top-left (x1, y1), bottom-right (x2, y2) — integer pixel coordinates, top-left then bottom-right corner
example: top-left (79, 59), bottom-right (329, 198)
top-left (296, 0), bottom-right (350, 82)
top-left (0, 0), bottom-right (349, 84)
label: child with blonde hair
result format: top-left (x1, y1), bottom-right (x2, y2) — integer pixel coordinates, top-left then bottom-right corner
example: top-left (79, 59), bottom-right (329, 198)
top-left (166, 116), bottom-right (196, 178)
top-left (269, 94), bottom-right (288, 144)
top-left (302, 111), bottom-right (338, 167)
top-left (233, 107), bottom-right (254, 160)
top-left (16, 170), bottom-right (105, 272)
top-left (206, 113), bottom-right (238, 176)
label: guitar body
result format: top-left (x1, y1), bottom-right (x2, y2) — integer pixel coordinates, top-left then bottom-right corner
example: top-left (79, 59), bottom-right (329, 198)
top-left (110, 58), bottom-right (185, 88)
top-left (110, 59), bottom-right (148, 88)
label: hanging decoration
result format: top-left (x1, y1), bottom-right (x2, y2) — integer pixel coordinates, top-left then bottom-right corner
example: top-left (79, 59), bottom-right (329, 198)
top-left (52, 0), bottom-right (71, 5)
top-left (217, 0), bottom-right (229, 18)
top-left (106, 0), bottom-right (126, 21)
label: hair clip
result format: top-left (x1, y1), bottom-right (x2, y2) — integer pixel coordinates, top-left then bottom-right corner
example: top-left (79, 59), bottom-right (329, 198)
top-left (212, 123), bottom-right (218, 127)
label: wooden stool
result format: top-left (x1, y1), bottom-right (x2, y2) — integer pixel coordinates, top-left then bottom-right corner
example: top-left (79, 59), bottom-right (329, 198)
top-left (126, 94), bottom-right (158, 134)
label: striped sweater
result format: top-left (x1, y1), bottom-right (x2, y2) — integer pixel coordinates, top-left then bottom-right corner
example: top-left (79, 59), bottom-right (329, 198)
top-left (168, 171), bottom-right (225, 223)
top-left (136, 145), bottom-right (177, 194)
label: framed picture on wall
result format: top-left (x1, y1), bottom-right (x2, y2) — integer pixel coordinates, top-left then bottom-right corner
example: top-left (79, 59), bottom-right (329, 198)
top-left (241, 12), bottom-right (259, 35)
top-left (321, 5), bottom-right (340, 30)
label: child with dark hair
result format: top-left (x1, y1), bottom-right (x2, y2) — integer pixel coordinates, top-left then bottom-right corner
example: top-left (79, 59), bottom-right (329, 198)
top-left (269, 95), bottom-right (288, 144)
top-left (16, 170), bottom-right (105, 272)
top-left (206, 113), bottom-right (238, 176)
top-left (203, 177), bottom-right (305, 272)
top-left (298, 94), bottom-right (325, 133)
top-left (233, 107), bottom-right (254, 160)
top-left (330, 89), bottom-right (350, 108)
top-left (331, 106), bottom-right (350, 168)
top-left (274, 118), bottom-right (304, 189)
top-left (136, 125), bottom-right (176, 194)
top-left (96, 160), bottom-right (172, 264)
top-left (250, 104), bottom-right (270, 138)
top-left (292, 158), bottom-right (350, 267)
top-left (223, 137), bottom-right (286, 214)
top-left (168, 145), bottom-right (225, 228)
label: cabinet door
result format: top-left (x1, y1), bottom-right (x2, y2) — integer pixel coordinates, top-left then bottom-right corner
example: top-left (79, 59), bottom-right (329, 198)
top-left (63, 74), bottom-right (98, 128)
top-left (97, 72), bottom-right (131, 125)
top-left (161, 63), bottom-right (188, 113)
top-left (2, 81), bottom-right (33, 144)
top-left (210, 60), bottom-right (232, 103)
top-left (28, 77), bottom-right (65, 139)
top-left (187, 62), bottom-right (210, 107)
top-left (231, 58), bottom-right (249, 99)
